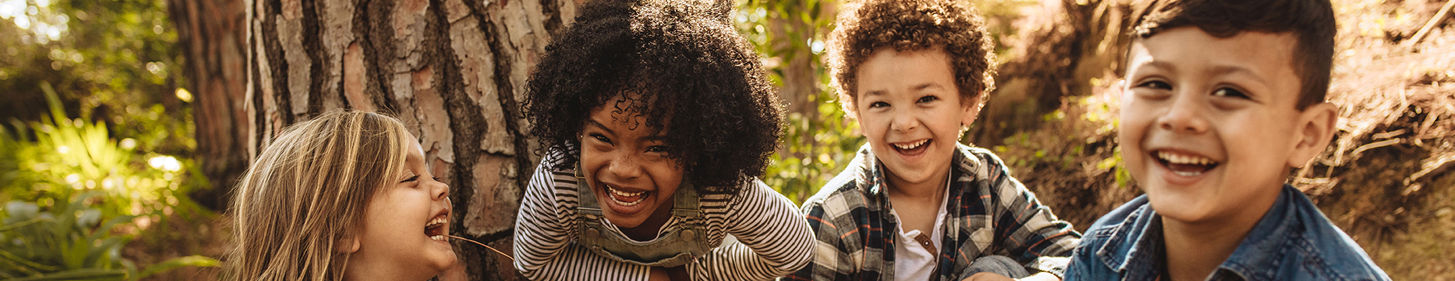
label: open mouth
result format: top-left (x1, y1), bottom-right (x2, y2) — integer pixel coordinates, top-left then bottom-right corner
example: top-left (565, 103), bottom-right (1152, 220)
top-left (1153, 150), bottom-right (1220, 176)
top-left (606, 184), bottom-right (649, 207)
top-left (424, 214), bottom-right (448, 242)
top-left (891, 139), bottom-right (930, 155)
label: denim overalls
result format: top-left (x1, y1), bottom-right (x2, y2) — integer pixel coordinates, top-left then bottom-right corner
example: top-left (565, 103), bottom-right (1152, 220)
top-left (574, 167), bottom-right (712, 267)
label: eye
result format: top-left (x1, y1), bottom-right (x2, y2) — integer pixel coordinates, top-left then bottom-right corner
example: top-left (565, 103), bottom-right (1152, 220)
top-left (917, 95), bottom-right (939, 103)
top-left (868, 101), bottom-right (889, 109)
top-left (589, 133), bottom-right (612, 144)
top-left (646, 145), bottom-right (669, 153)
top-left (1211, 87), bottom-right (1249, 99)
top-left (400, 175), bottom-right (419, 183)
top-left (1136, 80), bottom-right (1172, 90)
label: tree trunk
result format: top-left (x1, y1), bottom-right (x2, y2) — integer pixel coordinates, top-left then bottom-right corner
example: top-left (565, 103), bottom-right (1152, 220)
top-left (169, 0), bottom-right (251, 211)
top-left (242, 0), bottom-right (576, 279)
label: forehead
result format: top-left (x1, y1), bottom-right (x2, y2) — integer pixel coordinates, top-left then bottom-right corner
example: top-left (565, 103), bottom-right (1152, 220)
top-left (1128, 27), bottom-right (1300, 88)
top-left (855, 48), bottom-right (956, 94)
top-left (586, 92), bottom-right (670, 135)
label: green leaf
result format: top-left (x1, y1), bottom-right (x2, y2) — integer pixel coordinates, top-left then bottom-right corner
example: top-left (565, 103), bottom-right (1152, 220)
top-left (135, 255), bottom-right (219, 279)
top-left (7, 268), bottom-right (127, 281)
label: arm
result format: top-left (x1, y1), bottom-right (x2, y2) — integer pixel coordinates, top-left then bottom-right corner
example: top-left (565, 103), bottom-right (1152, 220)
top-left (785, 199), bottom-right (856, 281)
top-left (689, 180), bottom-right (815, 281)
top-left (513, 156), bottom-right (651, 281)
top-left (974, 156), bottom-right (1081, 279)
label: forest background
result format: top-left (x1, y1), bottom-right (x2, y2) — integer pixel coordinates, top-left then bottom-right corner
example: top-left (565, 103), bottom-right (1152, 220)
top-left (0, 0), bottom-right (1450, 280)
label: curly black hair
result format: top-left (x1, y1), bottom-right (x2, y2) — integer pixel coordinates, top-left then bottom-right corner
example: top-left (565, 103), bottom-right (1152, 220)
top-left (524, 0), bottom-right (783, 195)
top-left (826, 0), bottom-right (995, 111)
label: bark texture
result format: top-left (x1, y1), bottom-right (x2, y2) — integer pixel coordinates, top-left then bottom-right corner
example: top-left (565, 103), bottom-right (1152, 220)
top-left (169, 0), bottom-right (251, 211)
top-left (244, 0), bottom-right (577, 279)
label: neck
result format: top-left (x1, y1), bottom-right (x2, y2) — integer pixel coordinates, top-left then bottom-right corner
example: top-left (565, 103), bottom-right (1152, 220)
top-left (344, 253), bottom-right (424, 281)
top-left (884, 165), bottom-right (950, 200)
top-left (620, 199), bottom-right (674, 241)
top-left (1160, 189), bottom-right (1278, 281)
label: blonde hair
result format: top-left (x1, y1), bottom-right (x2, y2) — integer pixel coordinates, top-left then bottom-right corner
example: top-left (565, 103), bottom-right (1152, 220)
top-left (227, 111), bottom-right (411, 281)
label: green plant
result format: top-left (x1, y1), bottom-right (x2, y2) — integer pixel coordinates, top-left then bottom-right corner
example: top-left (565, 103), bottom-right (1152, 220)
top-left (0, 192), bottom-right (218, 280)
top-left (2, 82), bottom-right (198, 219)
top-left (735, 0), bottom-right (863, 204)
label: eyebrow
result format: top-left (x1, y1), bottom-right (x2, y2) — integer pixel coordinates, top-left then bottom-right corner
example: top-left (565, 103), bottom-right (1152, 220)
top-left (913, 83), bottom-right (943, 92)
top-left (585, 119), bottom-right (615, 135)
top-left (1207, 65), bottom-right (1268, 86)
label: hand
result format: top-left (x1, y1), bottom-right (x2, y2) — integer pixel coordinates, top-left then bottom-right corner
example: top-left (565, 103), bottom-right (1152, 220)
top-left (1018, 272), bottom-right (1061, 281)
top-left (648, 266), bottom-right (691, 281)
top-left (648, 267), bottom-right (671, 281)
top-left (961, 272), bottom-right (1014, 281)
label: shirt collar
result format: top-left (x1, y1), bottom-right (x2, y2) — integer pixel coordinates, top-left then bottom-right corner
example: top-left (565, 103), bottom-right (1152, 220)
top-left (1096, 185), bottom-right (1297, 279)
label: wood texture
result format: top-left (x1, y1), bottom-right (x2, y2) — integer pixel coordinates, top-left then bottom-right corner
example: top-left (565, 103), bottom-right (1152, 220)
top-left (243, 0), bottom-right (577, 278)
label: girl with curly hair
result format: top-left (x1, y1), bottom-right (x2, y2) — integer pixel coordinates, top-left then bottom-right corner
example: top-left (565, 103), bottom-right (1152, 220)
top-left (510, 0), bottom-right (812, 280)
top-left (229, 111), bottom-right (456, 281)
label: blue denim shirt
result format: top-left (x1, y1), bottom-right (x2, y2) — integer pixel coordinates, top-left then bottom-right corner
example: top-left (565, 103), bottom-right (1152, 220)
top-left (1065, 185), bottom-right (1391, 281)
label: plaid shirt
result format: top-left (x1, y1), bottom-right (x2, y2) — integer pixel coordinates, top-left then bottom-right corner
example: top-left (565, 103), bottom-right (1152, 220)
top-left (788, 144), bottom-right (1081, 281)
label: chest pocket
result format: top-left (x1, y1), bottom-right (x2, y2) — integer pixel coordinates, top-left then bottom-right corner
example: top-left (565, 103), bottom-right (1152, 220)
top-left (574, 167), bottom-right (712, 267)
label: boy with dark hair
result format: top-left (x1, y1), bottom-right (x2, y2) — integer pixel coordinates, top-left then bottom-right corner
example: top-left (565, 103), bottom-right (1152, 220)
top-left (790, 0), bottom-right (1081, 280)
top-left (1064, 0), bottom-right (1391, 280)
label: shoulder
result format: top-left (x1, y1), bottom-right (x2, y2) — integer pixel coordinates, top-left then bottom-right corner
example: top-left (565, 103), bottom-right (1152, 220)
top-left (954, 144), bottom-right (1015, 183)
top-left (1282, 192), bottom-right (1392, 280)
top-left (1072, 195), bottom-right (1154, 270)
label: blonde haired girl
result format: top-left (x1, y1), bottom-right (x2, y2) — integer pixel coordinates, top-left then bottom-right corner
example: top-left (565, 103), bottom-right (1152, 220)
top-left (229, 111), bottom-right (456, 280)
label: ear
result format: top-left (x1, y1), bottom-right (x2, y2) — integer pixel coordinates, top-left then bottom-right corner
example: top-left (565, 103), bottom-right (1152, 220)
top-left (1287, 102), bottom-right (1338, 167)
top-left (960, 92), bottom-right (983, 127)
top-left (841, 95), bottom-right (865, 136)
top-left (1111, 79), bottom-right (1126, 100)
top-left (338, 235), bottom-right (361, 254)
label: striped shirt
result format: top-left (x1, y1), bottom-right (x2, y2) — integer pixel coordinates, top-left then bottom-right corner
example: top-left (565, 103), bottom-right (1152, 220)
top-left (513, 149), bottom-right (814, 281)
top-left (788, 144), bottom-right (1082, 281)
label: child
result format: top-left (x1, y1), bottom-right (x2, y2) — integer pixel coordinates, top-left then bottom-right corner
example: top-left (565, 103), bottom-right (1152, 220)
top-left (228, 111), bottom-right (457, 281)
top-left (1063, 0), bottom-right (1391, 280)
top-left (790, 0), bottom-right (1081, 280)
top-left (511, 0), bottom-right (813, 280)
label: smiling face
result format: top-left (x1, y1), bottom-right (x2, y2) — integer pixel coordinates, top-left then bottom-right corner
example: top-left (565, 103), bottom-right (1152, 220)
top-left (852, 48), bottom-right (980, 190)
top-left (580, 93), bottom-right (684, 230)
top-left (1120, 27), bottom-right (1336, 225)
top-left (352, 133), bottom-right (456, 279)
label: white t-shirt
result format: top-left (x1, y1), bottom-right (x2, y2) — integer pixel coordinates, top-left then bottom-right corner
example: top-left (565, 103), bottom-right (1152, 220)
top-left (889, 174), bottom-right (952, 281)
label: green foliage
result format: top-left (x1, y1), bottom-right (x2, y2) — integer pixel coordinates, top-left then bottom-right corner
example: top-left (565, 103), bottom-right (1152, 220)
top-left (0, 0), bottom-right (192, 156)
top-left (736, 0), bottom-right (862, 204)
top-left (0, 193), bottom-right (218, 280)
top-left (2, 82), bottom-right (201, 219)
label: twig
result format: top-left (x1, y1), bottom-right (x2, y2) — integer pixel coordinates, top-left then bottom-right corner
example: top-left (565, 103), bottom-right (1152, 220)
top-left (448, 235), bottom-right (515, 262)
top-left (1408, 0), bottom-right (1455, 47)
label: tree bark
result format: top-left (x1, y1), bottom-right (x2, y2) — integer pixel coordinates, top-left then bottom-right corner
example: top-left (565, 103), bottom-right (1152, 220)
top-left (169, 0), bottom-right (251, 211)
top-left (242, 0), bottom-right (576, 279)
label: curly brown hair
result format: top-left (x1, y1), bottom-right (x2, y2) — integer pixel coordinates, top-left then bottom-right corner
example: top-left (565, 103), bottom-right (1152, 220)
top-left (524, 0), bottom-right (783, 194)
top-left (826, 0), bottom-right (996, 110)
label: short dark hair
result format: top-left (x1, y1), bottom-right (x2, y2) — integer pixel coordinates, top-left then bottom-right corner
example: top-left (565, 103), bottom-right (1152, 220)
top-left (1132, 0), bottom-right (1336, 110)
top-left (826, 0), bottom-right (996, 110)
top-left (524, 0), bottom-right (783, 194)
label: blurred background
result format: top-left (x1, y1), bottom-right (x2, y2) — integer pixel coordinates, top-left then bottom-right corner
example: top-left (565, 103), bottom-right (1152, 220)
top-left (0, 0), bottom-right (1450, 279)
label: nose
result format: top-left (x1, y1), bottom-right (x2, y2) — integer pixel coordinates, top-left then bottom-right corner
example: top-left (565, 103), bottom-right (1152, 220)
top-left (889, 109), bottom-right (919, 133)
top-left (1157, 92), bottom-right (1209, 134)
top-left (429, 177), bottom-right (449, 201)
top-left (606, 153), bottom-right (645, 180)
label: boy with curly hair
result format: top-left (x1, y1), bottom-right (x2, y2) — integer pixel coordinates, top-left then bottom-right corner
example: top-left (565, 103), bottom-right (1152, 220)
top-left (512, 0), bottom-right (813, 280)
top-left (791, 0), bottom-right (1080, 280)
top-left (1063, 0), bottom-right (1390, 280)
